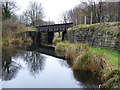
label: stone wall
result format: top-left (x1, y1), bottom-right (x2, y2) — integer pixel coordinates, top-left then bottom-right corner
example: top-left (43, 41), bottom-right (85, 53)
top-left (67, 27), bottom-right (120, 50)
top-left (67, 29), bottom-right (76, 43)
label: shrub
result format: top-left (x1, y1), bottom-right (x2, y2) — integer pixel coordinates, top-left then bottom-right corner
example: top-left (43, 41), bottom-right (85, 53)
top-left (2, 39), bottom-right (9, 46)
top-left (53, 37), bottom-right (62, 45)
top-left (55, 42), bottom-right (69, 57)
top-left (10, 38), bottom-right (23, 45)
top-left (73, 51), bottom-right (111, 75)
top-left (56, 42), bottom-right (90, 63)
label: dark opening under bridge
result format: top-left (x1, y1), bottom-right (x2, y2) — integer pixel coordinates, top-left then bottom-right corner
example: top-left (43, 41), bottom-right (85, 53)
top-left (17, 23), bottom-right (73, 44)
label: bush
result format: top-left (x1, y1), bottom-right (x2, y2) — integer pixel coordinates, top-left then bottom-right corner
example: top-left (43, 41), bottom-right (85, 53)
top-left (10, 38), bottom-right (22, 45)
top-left (55, 42), bottom-right (69, 57)
top-left (53, 37), bottom-right (62, 45)
top-left (2, 39), bottom-right (9, 46)
top-left (73, 51), bottom-right (111, 75)
top-left (56, 42), bottom-right (90, 63)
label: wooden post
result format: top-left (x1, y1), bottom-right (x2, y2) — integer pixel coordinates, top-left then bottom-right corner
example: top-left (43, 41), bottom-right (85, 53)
top-left (90, 12), bottom-right (93, 24)
top-left (84, 16), bottom-right (87, 24)
top-left (75, 19), bottom-right (77, 25)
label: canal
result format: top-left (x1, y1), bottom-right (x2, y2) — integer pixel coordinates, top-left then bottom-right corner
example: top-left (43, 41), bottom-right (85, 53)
top-left (2, 45), bottom-right (101, 88)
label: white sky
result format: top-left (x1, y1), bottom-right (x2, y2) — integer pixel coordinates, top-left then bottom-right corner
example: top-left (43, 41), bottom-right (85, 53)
top-left (14, 0), bottom-right (82, 23)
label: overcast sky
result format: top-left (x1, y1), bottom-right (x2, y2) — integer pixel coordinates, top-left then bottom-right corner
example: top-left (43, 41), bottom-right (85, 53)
top-left (15, 0), bottom-right (82, 23)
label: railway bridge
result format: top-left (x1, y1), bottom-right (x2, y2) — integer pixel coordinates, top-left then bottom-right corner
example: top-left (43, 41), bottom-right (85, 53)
top-left (16, 23), bottom-right (73, 44)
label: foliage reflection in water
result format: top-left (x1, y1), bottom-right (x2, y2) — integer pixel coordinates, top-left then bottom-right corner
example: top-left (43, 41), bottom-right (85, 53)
top-left (2, 45), bottom-right (101, 88)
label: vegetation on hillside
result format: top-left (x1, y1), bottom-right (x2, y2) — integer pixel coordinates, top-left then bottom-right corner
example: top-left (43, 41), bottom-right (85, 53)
top-left (68, 22), bottom-right (120, 33)
top-left (2, 19), bottom-right (34, 46)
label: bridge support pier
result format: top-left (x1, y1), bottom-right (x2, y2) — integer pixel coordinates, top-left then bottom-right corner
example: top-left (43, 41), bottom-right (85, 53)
top-left (47, 32), bottom-right (54, 44)
top-left (62, 31), bottom-right (67, 40)
top-left (36, 31), bottom-right (41, 44)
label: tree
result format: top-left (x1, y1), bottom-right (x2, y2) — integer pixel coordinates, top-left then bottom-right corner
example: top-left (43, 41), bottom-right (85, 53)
top-left (2, 2), bottom-right (19, 20)
top-left (66, 1), bottom-right (119, 25)
top-left (22, 2), bottom-right (45, 26)
top-left (67, 5), bottom-right (86, 25)
top-left (59, 11), bottom-right (69, 23)
top-left (118, 1), bottom-right (120, 21)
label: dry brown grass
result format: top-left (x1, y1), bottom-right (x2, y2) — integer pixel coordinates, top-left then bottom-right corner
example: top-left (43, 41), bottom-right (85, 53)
top-left (56, 42), bottom-right (112, 75)
top-left (72, 51), bottom-right (112, 75)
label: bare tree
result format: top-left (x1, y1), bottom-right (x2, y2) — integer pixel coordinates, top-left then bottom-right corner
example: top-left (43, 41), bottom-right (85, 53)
top-left (66, 1), bottom-right (119, 25)
top-left (59, 11), bottom-right (69, 23)
top-left (24, 2), bottom-right (45, 26)
top-left (67, 5), bottom-right (85, 25)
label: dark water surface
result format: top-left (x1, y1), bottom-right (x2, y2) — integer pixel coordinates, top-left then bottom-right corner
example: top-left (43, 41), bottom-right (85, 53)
top-left (2, 45), bottom-right (101, 88)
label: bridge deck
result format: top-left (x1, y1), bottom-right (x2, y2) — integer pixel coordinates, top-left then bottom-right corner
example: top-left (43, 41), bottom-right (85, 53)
top-left (36, 23), bottom-right (73, 32)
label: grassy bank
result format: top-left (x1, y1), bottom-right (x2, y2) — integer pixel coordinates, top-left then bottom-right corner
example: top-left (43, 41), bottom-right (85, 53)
top-left (2, 19), bottom-right (35, 46)
top-left (69, 22), bottom-right (120, 34)
top-left (55, 41), bottom-right (119, 88)
top-left (2, 37), bottom-right (33, 46)
top-left (90, 47), bottom-right (119, 69)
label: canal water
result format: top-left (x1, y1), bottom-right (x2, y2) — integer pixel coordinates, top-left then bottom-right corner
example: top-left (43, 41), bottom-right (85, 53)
top-left (1, 45), bottom-right (101, 88)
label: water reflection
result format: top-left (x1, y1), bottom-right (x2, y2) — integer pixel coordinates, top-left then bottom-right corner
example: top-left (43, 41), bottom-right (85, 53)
top-left (2, 46), bottom-right (22, 81)
top-left (21, 51), bottom-right (46, 76)
top-left (2, 45), bottom-right (101, 88)
top-left (73, 70), bottom-right (101, 88)
top-left (2, 46), bottom-right (46, 80)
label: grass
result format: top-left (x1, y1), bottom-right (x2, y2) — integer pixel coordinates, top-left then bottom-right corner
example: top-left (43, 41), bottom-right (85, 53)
top-left (56, 42), bottom-right (111, 73)
top-left (55, 41), bottom-right (119, 88)
top-left (68, 22), bottom-right (120, 34)
top-left (89, 47), bottom-right (119, 69)
top-left (2, 36), bottom-right (33, 46)
top-left (53, 37), bottom-right (62, 45)
top-left (100, 69), bottom-right (120, 88)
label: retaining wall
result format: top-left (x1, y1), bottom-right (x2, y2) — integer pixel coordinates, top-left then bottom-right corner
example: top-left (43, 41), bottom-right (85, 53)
top-left (67, 27), bottom-right (120, 50)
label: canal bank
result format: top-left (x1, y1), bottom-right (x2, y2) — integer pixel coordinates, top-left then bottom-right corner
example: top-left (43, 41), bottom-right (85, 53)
top-left (54, 40), bottom-right (119, 88)
top-left (53, 22), bottom-right (120, 88)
